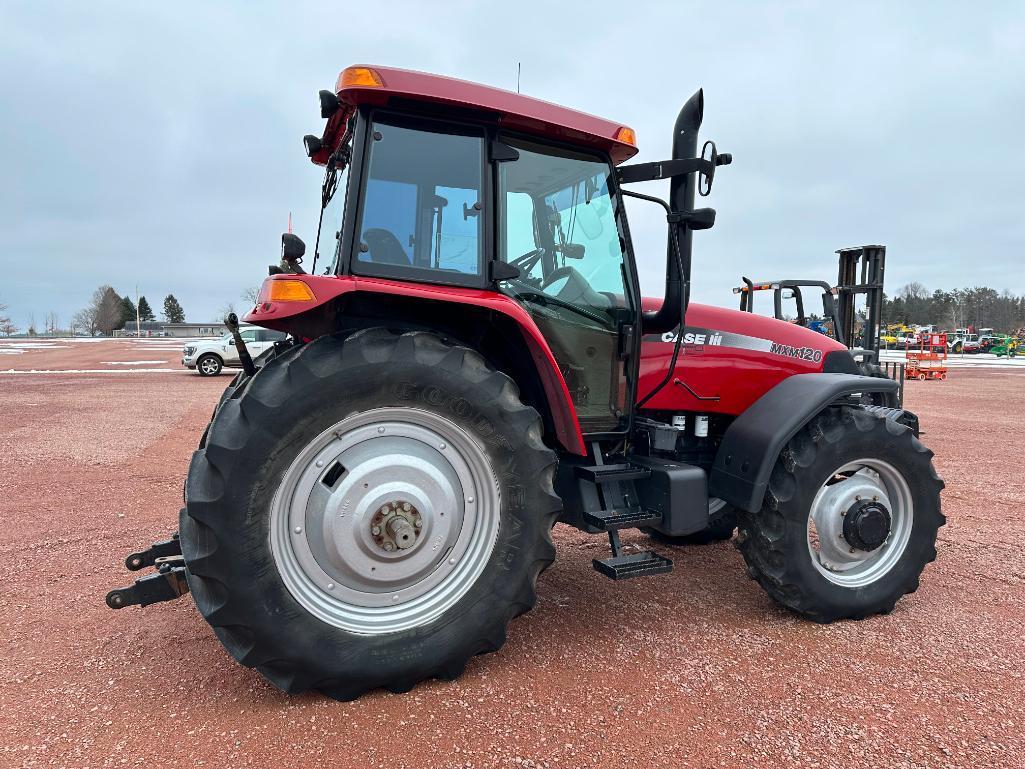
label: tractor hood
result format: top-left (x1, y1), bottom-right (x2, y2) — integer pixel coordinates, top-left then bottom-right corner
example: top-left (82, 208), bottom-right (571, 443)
top-left (641, 299), bottom-right (847, 355)
top-left (637, 300), bottom-right (853, 415)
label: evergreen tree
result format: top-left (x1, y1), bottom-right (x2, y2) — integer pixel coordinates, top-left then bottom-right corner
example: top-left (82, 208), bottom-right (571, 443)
top-left (137, 295), bottom-right (156, 322)
top-left (119, 295), bottom-right (136, 329)
top-left (96, 286), bottom-right (123, 335)
top-left (162, 294), bottom-right (185, 323)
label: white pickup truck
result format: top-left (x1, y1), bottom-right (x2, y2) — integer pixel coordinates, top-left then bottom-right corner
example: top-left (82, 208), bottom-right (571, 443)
top-left (182, 326), bottom-right (288, 376)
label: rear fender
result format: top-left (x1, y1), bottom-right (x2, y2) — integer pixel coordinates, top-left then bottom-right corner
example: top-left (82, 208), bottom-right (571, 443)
top-left (244, 274), bottom-right (587, 455)
top-left (708, 373), bottom-right (899, 512)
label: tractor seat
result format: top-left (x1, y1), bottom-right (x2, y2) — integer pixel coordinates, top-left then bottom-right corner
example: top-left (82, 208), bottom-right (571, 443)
top-left (362, 228), bottom-right (411, 266)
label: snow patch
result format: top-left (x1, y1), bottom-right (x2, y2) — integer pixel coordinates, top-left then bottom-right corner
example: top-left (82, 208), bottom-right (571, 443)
top-left (101, 360), bottom-right (170, 365)
top-left (1, 368), bottom-right (181, 374)
top-left (0, 342), bottom-right (69, 349)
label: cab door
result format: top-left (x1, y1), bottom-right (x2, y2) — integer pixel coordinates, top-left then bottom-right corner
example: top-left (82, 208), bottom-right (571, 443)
top-left (495, 138), bottom-right (637, 435)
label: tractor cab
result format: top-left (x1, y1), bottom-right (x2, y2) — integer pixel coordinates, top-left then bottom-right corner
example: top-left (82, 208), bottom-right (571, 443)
top-left (259, 66), bottom-right (729, 440)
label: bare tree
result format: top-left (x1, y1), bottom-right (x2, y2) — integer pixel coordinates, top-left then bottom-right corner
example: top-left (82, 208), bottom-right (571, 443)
top-left (74, 285), bottom-right (120, 336)
top-left (27, 312), bottom-right (37, 337)
top-left (73, 307), bottom-right (98, 336)
top-left (45, 311), bottom-right (59, 336)
top-left (219, 301), bottom-right (237, 322)
top-left (0, 298), bottom-right (16, 337)
top-left (241, 286), bottom-right (261, 305)
top-left (899, 282), bottom-right (929, 300)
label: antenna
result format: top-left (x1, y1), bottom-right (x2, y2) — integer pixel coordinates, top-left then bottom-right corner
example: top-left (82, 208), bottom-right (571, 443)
top-left (517, 62), bottom-right (521, 94)
top-left (288, 211), bottom-right (293, 234)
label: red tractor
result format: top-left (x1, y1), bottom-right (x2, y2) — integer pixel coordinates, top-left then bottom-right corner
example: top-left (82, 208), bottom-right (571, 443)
top-left (109, 66), bottom-right (944, 700)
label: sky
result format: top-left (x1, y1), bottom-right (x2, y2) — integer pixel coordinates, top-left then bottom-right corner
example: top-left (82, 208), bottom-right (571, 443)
top-left (2, 1), bottom-right (1024, 329)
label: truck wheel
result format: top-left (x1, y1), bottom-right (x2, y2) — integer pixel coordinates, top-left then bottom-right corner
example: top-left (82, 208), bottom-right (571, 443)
top-left (179, 329), bottom-right (560, 699)
top-left (196, 354), bottom-right (223, 377)
top-left (737, 406), bottom-right (944, 622)
top-left (645, 498), bottom-right (737, 545)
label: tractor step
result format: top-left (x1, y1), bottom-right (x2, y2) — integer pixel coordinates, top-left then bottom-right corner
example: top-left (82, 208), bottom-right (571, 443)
top-left (574, 463), bottom-right (652, 484)
top-left (582, 506), bottom-right (662, 531)
top-left (593, 550), bottom-right (673, 580)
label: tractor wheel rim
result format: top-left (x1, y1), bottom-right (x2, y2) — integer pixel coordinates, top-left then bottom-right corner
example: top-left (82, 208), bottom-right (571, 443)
top-left (806, 458), bottom-right (913, 587)
top-left (201, 358), bottom-right (218, 374)
top-left (269, 407), bottom-right (500, 634)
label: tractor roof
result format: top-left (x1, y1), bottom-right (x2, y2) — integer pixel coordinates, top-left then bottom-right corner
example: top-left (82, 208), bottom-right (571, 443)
top-left (314, 65), bottom-right (639, 166)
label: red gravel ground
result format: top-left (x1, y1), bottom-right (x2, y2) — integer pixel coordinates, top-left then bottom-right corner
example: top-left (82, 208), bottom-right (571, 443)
top-left (1, 346), bottom-right (1022, 769)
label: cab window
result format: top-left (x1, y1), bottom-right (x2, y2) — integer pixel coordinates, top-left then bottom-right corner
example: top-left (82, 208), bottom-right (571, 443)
top-left (354, 117), bottom-right (484, 282)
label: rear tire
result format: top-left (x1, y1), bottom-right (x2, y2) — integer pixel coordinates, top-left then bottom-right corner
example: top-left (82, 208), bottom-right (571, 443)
top-left (180, 329), bottom-right (560, 699)
top-left (737, 406), bottom-right (944, 622)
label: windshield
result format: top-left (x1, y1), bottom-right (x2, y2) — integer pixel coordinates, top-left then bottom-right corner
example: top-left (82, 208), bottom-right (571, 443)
top-left (498, 141), bottom-right (629, 330)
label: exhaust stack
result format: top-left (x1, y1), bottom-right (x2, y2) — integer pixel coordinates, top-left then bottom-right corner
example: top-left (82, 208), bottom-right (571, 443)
top-left (641, 89), bottom-right (703, 334)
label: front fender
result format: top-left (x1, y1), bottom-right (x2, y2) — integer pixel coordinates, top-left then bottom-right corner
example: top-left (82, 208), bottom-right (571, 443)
top-left (708, 373), bottom-right (899, 512)
top-left (244, 274), bottom-right (587, 456)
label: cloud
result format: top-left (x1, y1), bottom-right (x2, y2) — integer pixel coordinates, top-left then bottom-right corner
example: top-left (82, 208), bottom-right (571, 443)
top-left (2, 1), bottom-right (1023, 329)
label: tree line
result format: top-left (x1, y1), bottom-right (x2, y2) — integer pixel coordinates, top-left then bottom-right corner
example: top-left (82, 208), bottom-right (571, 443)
top-left (882, 284), bottom-right (1025, 332)
top-left (71, 286), bottom-right (186, 336)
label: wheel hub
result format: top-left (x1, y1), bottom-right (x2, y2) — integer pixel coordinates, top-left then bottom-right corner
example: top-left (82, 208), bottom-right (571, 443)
top-left (269, 408), bottom-right (501, 635)
top-left (843, 499), bottom-right (891, 552)
top-left (370, 501), bottom-right (423, 552)
top-left (807, 460), bottom-right (914, 588)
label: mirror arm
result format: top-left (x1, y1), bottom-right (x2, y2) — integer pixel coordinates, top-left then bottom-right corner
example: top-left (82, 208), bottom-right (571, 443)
top-left (616, 157), bottom-right (713, 185)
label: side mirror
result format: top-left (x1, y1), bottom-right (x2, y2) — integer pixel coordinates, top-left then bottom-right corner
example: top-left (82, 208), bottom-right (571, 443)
top-left (281, 233), bottom-right (306, 273)
top-left (228, 339), bottom-right (236, 346)
top-left (559, 243), bottom-right (585, 260)
top-left (698, 140), bottom-right (733, 196)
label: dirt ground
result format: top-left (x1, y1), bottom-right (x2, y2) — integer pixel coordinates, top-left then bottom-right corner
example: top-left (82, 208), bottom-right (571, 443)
top-left (1, 341), bottom-right (1023, 769)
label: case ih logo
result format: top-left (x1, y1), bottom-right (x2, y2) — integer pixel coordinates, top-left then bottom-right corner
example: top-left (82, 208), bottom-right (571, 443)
top-left (650, 326), bottom-right (825, 364)
top-left (661, 330), bottom-right (725, 346)
top-left (769, 341), bottom-right (824, 363)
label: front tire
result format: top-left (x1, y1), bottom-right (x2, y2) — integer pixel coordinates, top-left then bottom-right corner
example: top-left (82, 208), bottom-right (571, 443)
top-left (196, 353), bottom-right (223, 377)
top-left (737, 406), bottom-right (944, 622)
top-left (180, 329), bottom-right (560, 699)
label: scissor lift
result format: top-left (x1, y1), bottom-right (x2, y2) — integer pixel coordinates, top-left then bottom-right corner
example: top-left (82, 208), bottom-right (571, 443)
top-left (906, 333), bottom-right (948, 381)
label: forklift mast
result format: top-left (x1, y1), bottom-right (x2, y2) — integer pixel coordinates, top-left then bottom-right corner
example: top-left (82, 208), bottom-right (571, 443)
top-left (835, 245), bottom-right (886, 360)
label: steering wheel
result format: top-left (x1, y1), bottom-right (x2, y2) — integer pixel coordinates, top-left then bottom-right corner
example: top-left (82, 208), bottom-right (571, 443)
top-left (541, 265), bottom-right (611, 310)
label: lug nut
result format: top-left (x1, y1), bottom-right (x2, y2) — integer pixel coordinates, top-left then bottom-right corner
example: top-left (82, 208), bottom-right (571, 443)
top-left (372, 525), bottom-right (381, 536)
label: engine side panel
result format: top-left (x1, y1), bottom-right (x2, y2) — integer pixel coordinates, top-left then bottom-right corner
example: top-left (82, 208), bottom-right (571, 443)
top-left (638, 301), bottom-right (850, 416)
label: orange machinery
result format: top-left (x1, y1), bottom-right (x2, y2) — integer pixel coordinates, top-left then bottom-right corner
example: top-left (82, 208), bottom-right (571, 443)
top-left (906, 333), bottom-right (948, 381)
